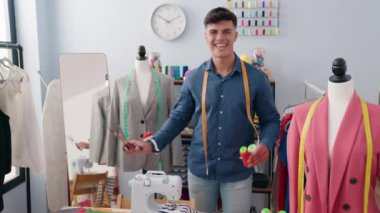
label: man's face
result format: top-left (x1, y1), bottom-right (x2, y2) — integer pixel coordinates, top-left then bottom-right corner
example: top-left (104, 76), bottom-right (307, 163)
top-left (205, 20), bottom-right (237, 59)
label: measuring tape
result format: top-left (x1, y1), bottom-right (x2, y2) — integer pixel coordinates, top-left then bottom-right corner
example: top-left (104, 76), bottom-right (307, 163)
top-left (122, 69), bottom-right (163, 170)
top-left (297, 97), bottom-right (372, 213)
top-left (122, 69), bottom-right (162, 141)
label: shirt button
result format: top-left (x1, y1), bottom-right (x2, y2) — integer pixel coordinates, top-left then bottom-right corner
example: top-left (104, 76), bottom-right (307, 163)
top-left (218, 127), bottom-right (222, 130)
top-left (305, 194), bottom-right (311, 201)
top-left (220, 95), bottom-right (224, 98)
top-left (349, 177), bottom-right (357, 184)
top-left (342, 204), bottom-right (350, 211)
top-left (220, 111), bottom-right (223, 114)
top-left (218, 142), bottom-right (221, 146)
top-left (140, 120), bottom-right (144, 124)
top-left (217, 157), bottom-right (221, 161)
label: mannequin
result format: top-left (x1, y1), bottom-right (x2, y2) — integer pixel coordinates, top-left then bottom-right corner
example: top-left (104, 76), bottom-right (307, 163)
top-left (327, 58), bottom-right (354, 157)
top-left (287, 58), bottom-right (380, 213)
top-left (106, 45), bottom-right (184, 196)
top-left (135, 45), bottom-right (152, 109)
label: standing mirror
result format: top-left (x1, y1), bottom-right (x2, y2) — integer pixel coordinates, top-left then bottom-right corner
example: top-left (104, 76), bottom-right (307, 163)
top-left (59, 53), bottom-right (114, 207)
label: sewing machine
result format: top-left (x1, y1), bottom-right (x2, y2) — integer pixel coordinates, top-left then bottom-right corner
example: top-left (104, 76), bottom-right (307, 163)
top-left (129, 171), bottom-right (183, 213)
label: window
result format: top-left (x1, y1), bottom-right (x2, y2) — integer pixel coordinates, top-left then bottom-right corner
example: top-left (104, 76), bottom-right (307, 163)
top-left (0, 0), bottom-right (12, 58)
top-left (1, 0), bottom-right (26, 193)
top-left (0, 0), bottom-right (11, 41)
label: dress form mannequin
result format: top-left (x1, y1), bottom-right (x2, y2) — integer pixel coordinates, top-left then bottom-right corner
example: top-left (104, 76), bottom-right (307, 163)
top-left (327, 58), bottom-right (354, 157)
top-left (135, 45), bottom-right (152, 109)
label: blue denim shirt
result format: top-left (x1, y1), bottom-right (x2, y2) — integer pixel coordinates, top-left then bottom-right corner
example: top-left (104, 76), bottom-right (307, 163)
top-left (153, 55), bottom-right (280, 182)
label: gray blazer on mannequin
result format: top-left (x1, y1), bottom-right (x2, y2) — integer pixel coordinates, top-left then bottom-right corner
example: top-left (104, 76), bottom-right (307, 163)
top-left (107, 70), bottom-right (184, 171)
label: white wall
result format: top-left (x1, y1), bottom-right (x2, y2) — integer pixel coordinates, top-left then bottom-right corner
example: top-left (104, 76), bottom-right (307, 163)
top-left (46, 0), bottom-right (380, 112)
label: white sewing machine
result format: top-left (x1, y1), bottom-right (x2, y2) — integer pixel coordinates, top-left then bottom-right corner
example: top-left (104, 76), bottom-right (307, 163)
top-left (129, 171), bottom-right (182, 213)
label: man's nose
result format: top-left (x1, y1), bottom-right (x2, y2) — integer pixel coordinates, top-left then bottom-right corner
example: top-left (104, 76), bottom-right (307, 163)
top-left (215, 32), bottom-right (225, 40)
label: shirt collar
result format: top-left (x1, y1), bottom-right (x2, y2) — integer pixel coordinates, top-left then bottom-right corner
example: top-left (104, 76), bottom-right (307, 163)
top-left (204, 53), bottom-right (242, 75)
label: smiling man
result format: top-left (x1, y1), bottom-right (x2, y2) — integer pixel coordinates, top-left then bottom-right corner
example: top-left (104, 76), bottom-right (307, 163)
top-left (128, 7), bottom-right (279, 212)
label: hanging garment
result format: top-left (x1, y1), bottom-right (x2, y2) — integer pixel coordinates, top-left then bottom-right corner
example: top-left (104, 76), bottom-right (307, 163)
top-left (107, 70), bottom-right (184, 171)
top-left (287, 92), bottom-right (380, 213)
top-left (42, 80), bottom-right (68, 212)
top-left (89, 86), bottom-right (110, 164)
top-left (275, 112), bottom-right (292, 212)
top-left (0, 63), bottom-right (44, 173)
top-left (0, 109), bottom-right (11, 212)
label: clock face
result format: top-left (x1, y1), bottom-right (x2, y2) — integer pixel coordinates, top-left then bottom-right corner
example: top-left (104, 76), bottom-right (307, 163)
top-left (151, 4), bottom-right (186, 41)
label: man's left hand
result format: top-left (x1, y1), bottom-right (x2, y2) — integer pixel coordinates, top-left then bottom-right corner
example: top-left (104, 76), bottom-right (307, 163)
top-left (247, 144), bottom-right (270, 168)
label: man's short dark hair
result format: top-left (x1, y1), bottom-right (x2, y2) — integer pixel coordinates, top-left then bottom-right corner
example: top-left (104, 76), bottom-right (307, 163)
top-left (204, 7), bottom-right (237, 28)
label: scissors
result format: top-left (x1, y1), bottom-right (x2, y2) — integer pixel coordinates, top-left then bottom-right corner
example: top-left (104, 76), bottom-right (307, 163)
top-left (109, 127), bottom-right (138, 153)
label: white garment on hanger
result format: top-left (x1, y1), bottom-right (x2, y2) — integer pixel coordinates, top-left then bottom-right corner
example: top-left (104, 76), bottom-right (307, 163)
top-left (0, 63), bottom-right (44, 173)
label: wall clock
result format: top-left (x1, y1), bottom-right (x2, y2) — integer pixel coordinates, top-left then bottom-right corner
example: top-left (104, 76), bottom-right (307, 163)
top-left (151, 4), bottom-right (187, 41)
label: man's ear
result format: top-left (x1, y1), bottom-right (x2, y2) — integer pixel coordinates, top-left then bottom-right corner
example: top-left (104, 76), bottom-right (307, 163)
top-left (234, 30), bottom-right (238, 41)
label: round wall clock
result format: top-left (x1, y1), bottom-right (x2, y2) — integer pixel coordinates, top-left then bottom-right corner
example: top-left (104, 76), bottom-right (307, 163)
top-left (151, 4), bottom-right (187, 41)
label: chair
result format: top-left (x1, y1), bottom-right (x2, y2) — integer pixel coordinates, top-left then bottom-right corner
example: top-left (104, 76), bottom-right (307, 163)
top-left (70, 172), bottom-right (110, 207)
top-left (116, 194), bottom-right (195, 209)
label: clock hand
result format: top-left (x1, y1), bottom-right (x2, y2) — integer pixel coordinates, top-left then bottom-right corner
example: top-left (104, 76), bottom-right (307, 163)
top-left (157, 15), bottom-right (170, 23)
top-left (168, 16), bottom-right (181, 23)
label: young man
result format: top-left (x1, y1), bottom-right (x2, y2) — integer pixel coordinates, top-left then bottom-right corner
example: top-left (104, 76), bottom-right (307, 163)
top-left (128, 7), bottom-right (280, 212)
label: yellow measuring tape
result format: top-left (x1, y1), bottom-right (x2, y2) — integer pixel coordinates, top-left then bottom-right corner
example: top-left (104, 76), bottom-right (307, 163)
top-left (201, 60), bottom-right (260, 175)
top-left (298, 97), bottom-right (372, 213)
top-left (201, 71), bottom-right (209, 175)
top-left (360, 97), bottom-right (373, 213)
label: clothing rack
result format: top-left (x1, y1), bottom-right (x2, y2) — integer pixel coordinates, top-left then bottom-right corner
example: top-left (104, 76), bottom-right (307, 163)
top-left (0, 41), bottom-right (30, 213)
top-left (0, 42), bottom-right (24, 68)
top-left (303, 80), bottom-right (325, 101)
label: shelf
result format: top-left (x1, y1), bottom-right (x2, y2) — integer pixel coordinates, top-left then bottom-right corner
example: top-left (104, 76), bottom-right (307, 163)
top-left (252, 181), bottom-right (272, 193)
top-left (236, 16), bottom-right (279, 19)
top-left (174, 79), bottom-right (184, 85)
top-left (228, 0), bottom-right (280, 37)
top-left (229, 7), bottom-right (279, 9)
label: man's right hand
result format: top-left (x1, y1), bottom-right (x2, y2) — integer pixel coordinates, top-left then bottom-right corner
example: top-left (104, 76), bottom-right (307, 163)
top-left (124, 140), bottom-right (153, 154)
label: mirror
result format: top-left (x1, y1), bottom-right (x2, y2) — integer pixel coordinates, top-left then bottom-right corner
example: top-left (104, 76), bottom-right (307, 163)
top-left (59, 53), bottom-right (114, 206)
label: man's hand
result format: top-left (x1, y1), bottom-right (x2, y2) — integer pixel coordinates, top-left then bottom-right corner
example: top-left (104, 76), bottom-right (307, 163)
top-left (75, 141), bottom-right (90, 150)
top-left (246, 144), bottom-right (269, 168)
top-left (124, 140), bottom-right (153, 154)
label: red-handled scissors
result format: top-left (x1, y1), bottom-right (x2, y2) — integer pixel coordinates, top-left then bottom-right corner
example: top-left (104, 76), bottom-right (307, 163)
top-left (109, 127), bottom-right (137, 153)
